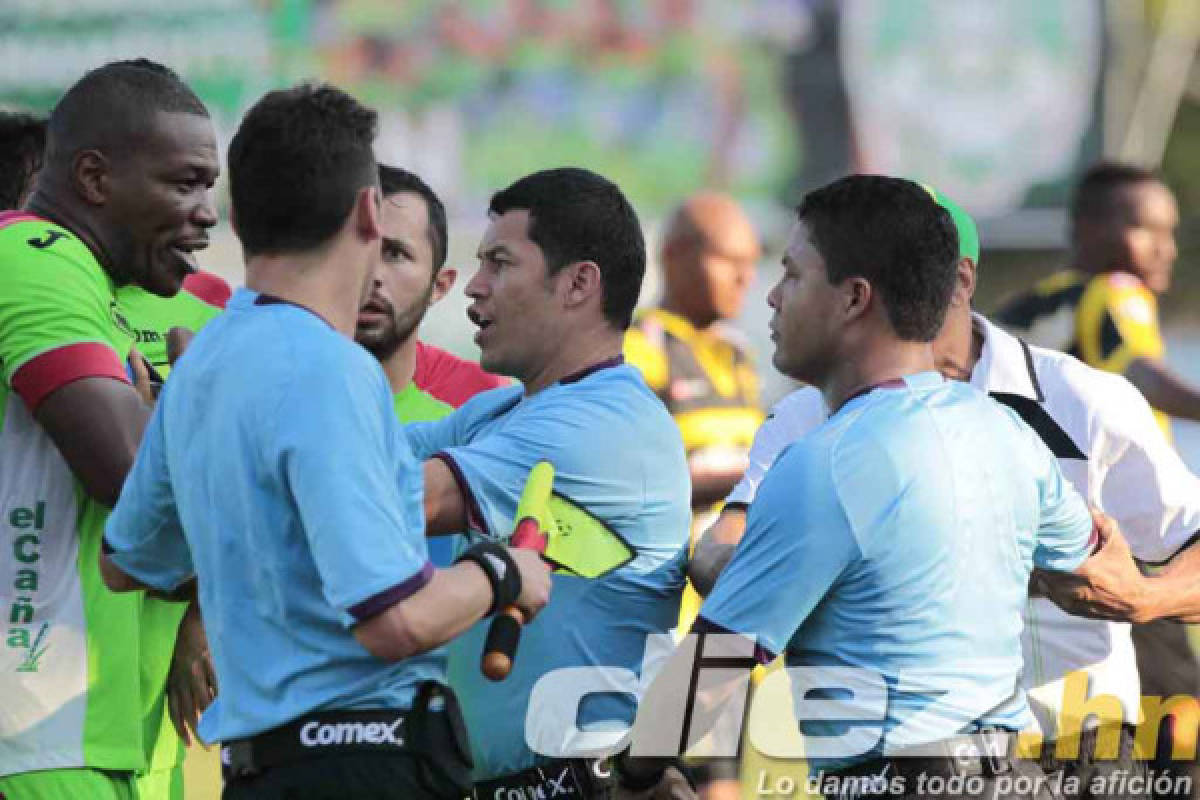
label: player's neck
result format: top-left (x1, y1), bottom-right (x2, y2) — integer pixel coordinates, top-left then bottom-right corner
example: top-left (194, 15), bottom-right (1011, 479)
top-left (521, 329), bottom-right (623, 396)
top-left (379, 335), bottom-right (419, 395)
top-left (823, 339), bottom-right (937, 414)
top-left (245, 251), bottom-right (366, 338)
top-left (1069, 244), bottom-right (1109, 276)
top-left (933, 308), bottom-right (981, 382)
top-left (659, 295), bottom-right (716, 331)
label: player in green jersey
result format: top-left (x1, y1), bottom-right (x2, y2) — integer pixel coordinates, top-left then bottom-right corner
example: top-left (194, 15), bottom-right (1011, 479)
top-left (0, 60), bottom-right (218, 800)
top-left (118, 274), bottom-right (229, 800)
top-left (357, 164), bottom-right (460, 425)
top-left (357, 164), bottom-right (493, 570)
top-left (0, 94), bottom-right (230, 800)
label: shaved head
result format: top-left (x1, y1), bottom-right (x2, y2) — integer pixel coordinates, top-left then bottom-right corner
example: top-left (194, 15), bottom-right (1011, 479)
top-left (661, 191), bottom-right (760, 327)
top-left (663, 191), bottom-right (759, 258)
top-left (45, 59), bottom-right (208, 173)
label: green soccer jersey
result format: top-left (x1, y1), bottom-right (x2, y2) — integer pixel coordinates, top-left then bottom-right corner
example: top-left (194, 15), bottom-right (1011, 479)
top-left (117, 284), bottom-right (222, 378)
top-left (0, 212), bottom-right (144, 776)
top-left (394, 381), bottom-right (461, 569)
top-left (116, 283), bottom-right (223, 783)
top-left (393, 380), bottom-right (453, 424)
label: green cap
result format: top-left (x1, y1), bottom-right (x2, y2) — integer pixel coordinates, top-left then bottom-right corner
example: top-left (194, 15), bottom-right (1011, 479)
top-left (919, 183), bottom-right (981, 264)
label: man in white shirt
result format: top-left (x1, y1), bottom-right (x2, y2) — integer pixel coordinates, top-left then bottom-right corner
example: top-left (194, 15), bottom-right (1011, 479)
top-left (691, 195), bottom-right (1200, 800)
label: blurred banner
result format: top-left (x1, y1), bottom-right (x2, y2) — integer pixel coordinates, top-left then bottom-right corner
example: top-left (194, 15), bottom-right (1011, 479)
top-left (0, 0), bottom-right (1139, 234)
top-left (0, 0), bottom-right (271, 125)
top-left (841, 0), bottom-right (1104, 217)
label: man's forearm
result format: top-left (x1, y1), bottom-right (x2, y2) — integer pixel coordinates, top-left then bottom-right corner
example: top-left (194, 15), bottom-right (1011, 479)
top-left (422, 457), bottom-right (468, 535)
top-left (99, 552), bottom-right (151, 593)
top-left (148, 577), bottom-right (198, 605)
top-left (1125, 358), bottom-right (1200, 422)
top-left (1142, 537), bottom-right (1200, 622)
top-left (690, 468), bottom-right (744, 509)
top-left (689, 540), bottom-right (736, 598)
top-left (688, 508), bottom-right (747, 597)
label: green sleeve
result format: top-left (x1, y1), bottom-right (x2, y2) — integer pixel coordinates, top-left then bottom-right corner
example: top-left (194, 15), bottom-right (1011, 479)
top-left (0, 221), bottom-right (131, 385)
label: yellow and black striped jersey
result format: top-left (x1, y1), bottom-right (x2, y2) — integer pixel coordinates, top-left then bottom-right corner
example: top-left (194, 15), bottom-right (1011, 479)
top-left (995, 269), bottom-right (1169, 437)
top-left (624, 307), bottom-right (765, 632)
top-left (623, 307), bottom-right (764, 467)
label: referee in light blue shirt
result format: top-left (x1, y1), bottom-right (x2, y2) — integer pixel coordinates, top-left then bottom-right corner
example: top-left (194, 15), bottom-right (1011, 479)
top-left (98, 85), bottom-right (550, 800)
top-left (403, 168), bottom-right (691, 799)
top-left (622, 176), bottom-right (1144, 800)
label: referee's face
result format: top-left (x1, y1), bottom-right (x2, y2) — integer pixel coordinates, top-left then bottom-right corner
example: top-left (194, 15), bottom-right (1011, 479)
top-left (467, 209), bottom-right (559, 380)
top-left (768, 223), bottom-right (840, 385)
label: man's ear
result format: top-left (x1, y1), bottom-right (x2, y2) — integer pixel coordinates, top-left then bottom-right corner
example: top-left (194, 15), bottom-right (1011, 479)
top-left (73, 150), bottom-right (110, 206)
top-left (951, 256), bottom-right (977, 308)
top-left (562, 261), bottom-right (603, 309)
top-left (842, 276), bottom-right (872, 324)
top-left (430, 266), bottom-right (457, 306)
top-left (354, 185), bottom-right (383, 243)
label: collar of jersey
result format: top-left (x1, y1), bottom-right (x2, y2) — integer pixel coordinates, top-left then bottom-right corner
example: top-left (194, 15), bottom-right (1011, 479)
top-left (971, 312), bottom-right (1041, 401)
top-left (229, 287), bottom-right (336, 329)
top-left (509, 355), bottom-right (627, 411)
top-left (838, 371), bottom-right (944, 413)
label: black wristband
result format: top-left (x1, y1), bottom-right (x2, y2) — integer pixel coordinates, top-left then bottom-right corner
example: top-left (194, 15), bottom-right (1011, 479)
top-left (456, 541), bottom-right (522, 616)
top-left (614, 748), bottom-right (669, 792)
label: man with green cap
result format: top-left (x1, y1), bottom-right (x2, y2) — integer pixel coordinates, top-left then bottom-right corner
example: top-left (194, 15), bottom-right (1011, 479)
top-left (689, 187), bottom-right (1200, 799)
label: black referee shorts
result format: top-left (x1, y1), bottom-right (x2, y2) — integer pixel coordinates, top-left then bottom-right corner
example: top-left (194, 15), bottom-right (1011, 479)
top-left (223, 750), bottom-right (465, 800)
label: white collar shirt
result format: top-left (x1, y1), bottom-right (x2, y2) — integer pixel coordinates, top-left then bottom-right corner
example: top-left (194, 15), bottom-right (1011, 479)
top-left (727, 313), bottom-right (1200, 739)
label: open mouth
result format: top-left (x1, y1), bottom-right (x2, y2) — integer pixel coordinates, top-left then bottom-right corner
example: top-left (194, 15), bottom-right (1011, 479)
top-left (170, 238), bottom-right (208, 274)
top-left (467, 307), bottom-right (493, 343)
top-left (467, 307), bottom-right (492, 330)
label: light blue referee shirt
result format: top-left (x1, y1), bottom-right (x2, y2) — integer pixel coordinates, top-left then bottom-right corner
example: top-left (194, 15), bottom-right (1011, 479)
top-left (105, 289), bottom-right (440, 744)
top-left (405, 358), bottom-right (691, 781)
top-left (699, 372), bottom-right (1094, 768)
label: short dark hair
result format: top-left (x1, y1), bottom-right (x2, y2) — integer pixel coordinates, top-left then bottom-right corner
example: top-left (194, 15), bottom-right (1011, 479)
top-left (0, 112), bottom-right (45, 209)
top-left (797, 175), bottom-right (958, 342)
top-left (379, 164), bottom-right (448, 271)
top-left (45, 59), bottom-right (207, 168)
top-left (488, 167), bottom-right (645, 330)
top-left (1070, 162), bottom-right (1163, 224)
top-left (228, 84), bottom-right (378, 258)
